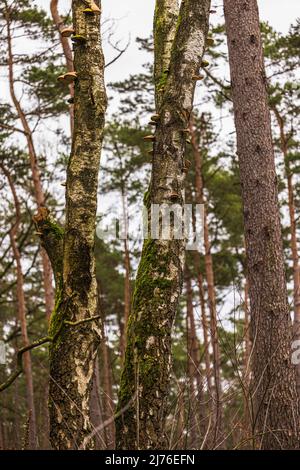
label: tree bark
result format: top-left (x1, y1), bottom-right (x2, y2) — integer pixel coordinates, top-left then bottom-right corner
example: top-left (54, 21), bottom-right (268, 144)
top-left (47, 0), bottom-right (107, 450)
top-left (116, 0), bottom-right (211, 449)
top-left (224, 0), bottom-right (300, 449)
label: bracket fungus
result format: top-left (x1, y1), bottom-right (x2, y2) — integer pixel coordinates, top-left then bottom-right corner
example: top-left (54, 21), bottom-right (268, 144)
top-left (201, 60), bottom-right (210, 68)
top-left (71, 34), bottom-right (87, 44)
top-left (82, 0), bottom-right (100, 13)
top-left (143, 135), bottom-right (156, 142)
top-left (192, 74), bottom-right (205, 81)
top-left (57, 72), bottom-right (78, 84)
top-left (83, 8), bottom-right (94, 15)
top-left (61, 27), bottom-right (75, 38)
top-left (206, 37), bottom-right (215, 46)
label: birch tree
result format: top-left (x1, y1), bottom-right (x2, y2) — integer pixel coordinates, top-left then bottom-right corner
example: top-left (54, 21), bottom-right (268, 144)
top-left (116, 0), bottom-right (211, 450)
top-left (34, 0), bottom-right (107, 449)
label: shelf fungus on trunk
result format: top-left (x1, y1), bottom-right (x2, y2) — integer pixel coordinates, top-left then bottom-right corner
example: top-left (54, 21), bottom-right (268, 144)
top-left (57, 71), bottom-right (78, 84)
top-left (206, 37), bottom-right (215, 46)
top-left (143, 134), bottom-right (156, 142)
top-left (82, 0), bottom-right (101, 14)
top-left (150, 114), bottom-right (160, 122)
top-left (61, 27), bottom-right (75, 38)
top-left (192, 74), bottom-right (205, 81)
top-left (201, 59), bottom-right (210, 67)
top-left (71, 34), bottom-right (87, 44)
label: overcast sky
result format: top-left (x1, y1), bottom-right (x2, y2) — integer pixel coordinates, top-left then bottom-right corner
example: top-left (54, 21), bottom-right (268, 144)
top-left (52, 0), bottom-right (300, 85)
top-left (100, 0), bottom-right (299, 83)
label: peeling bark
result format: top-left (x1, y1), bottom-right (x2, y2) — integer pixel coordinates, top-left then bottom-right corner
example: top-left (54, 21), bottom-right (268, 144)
top-left (224, 0), bottom-right (300, 449)
top-left (116, 0), bottom-right (211, 450)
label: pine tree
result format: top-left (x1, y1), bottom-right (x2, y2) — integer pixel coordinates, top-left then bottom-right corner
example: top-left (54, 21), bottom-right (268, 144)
top-left (224, 0), bottom-right (300, 449)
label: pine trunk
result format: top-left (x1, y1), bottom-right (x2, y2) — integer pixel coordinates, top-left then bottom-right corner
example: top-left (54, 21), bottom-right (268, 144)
top-left (224, 0), bottom-right (300, 449)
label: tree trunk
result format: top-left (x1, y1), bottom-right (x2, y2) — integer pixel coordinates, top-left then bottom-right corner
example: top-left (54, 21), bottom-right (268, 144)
top-left (90, 359), bottom-right (105, 449)
top-left (272, 105), bottom-right (300, 398)
top-left (99, 298), bottom-right (115, 449)
top-left (185, 267), bottom-right (205, 448)
top-left (5, 6), bottom-right (54, 322)
top-left (224, 0), bottom-right (300, 449)
top-left (243, 277), bottom-right (252, 447)
top-left (44, 0), bottom-right (107, 450)
top-left (189, 116), bottom-right (223, 447)
top-left (196, 272), bottom-right (212, 395)
top-left (115, 0), bottom-right (211, 449)
top-left (120, 189), bottom-right (131, 360)
top-left (0, 164), bottom-right (37, 449)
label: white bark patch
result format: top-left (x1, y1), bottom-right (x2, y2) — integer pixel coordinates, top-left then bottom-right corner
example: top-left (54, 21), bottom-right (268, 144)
top-left (183, 29), bottom-right (205, 64)
top-left (56, 406), bottom-right (63, 424)
top-left (146, 336), bottom-right (156, 349)
top-left (75, 350), bottom-right (94, 398)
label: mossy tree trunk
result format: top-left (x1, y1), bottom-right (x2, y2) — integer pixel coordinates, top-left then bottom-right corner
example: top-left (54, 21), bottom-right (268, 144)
top-left (116, 0), bottom-right (211, 450)
top-left (224, 0), bottom-right (300, 449)
top-left (34, 0), bottom-right (107, 450)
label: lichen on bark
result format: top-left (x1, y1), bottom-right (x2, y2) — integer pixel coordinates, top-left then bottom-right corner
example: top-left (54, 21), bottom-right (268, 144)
top-left (46, 0), bottom-right (107, 450)
top-left (116, 0), bottom-right (211, 450)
